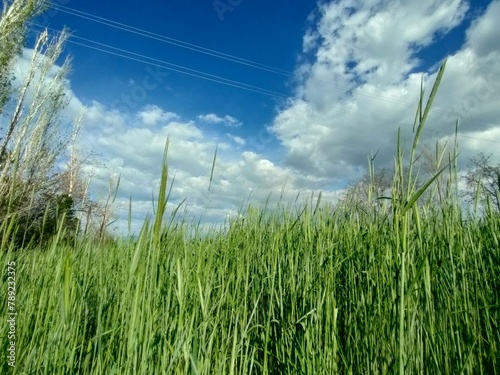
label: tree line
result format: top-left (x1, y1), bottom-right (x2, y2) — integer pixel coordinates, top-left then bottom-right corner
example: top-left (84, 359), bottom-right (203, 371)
top-left (1, 0), bottom-right (115, 249)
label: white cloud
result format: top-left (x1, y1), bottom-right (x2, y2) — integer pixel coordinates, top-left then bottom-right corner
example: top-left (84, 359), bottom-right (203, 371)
top-left (69, 102), bottom-right (334, 235)
top-left (227, 134), bottom-right (246, 145)
top-left (83, 101), bottom-right (126, 134)
top-left (465, 0), bottom-right (500, 57)
top-left (137, 105), bottom-right (178, 126)
top-left (298, 0), bottom-right (468, 88)
top-left (272, 0), bottom-right (499, 184)
top-left (198, 113), bottom-right (242, 127)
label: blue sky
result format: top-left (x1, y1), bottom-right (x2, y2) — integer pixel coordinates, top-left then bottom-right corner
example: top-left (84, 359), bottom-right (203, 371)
top-left (33, 0), bottom-right (316, 140)
top-left (10, 0), bottom-right (500, 234)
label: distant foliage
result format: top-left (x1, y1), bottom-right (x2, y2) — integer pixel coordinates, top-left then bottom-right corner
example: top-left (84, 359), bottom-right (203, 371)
top-left (464, 153), bottom-right (500, 213)
top-left (0, 182), bottom-right (79, 248)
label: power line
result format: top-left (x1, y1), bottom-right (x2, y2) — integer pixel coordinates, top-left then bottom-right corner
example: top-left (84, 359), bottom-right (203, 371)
top-left (65, 38), bottom-right (382, 121)
top-left (27, 24), bottom-right (383, 123)
top-left (51, 4), bottom-right (416, 108)
top-left (28, 24), bottom-right (288, 98)
top-left (25, 25), bottom-right (500, 145)
top-left (50, 3), bottom-right (495, 126)
top-left (456, 134), bottom-right (500, 144)
top-left (71, 41), bottom-right (287, 98)
top-left (51, 3), bottom-right (291, 77)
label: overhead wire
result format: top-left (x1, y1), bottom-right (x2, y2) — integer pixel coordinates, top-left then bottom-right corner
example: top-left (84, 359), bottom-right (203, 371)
top-left (24, 23), bottom-right (500, 145)
top-left (27, 23), bottom-right (288, 98)
top-left (454, 134), bottom-right (500, 144)
top-left (50, 3), bottom-right (291, 76)
top-left (27, 23), bottom-right (384, 123)
top-left (67, 39), bottom-right (288, 98)
top-left (50, 3), bottom-right (418, 107)
top-left (50, 2), bottom-right (496, 126)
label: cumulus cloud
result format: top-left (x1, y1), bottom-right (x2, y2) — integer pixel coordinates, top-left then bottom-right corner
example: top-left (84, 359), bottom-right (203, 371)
top-left (465, 0), bottom-right (500, 57)
top-left (71, 101), bottom-right (333, 235)
top-left (227, 134), bottom-right (246, 145)
top-left (271, 0), bottom-right (499, 184)
top-left (137, 105), bottom-right (178, 126)
top-left (198, 113), bottom-right (242, 127)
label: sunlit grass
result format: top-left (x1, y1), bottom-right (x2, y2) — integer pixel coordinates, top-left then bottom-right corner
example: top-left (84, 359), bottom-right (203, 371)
top-left (0, 61), bottom-right (498, 374)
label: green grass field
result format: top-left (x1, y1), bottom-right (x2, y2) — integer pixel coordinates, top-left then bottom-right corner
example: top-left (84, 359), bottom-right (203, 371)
top-left (1, 192), bottom-right (499, 374)
top-left (1, 63), bottom-right (499, 374)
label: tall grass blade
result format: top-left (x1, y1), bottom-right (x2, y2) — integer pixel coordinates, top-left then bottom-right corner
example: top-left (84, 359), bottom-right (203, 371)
top-left (153, 137), bottom-right (170, 248)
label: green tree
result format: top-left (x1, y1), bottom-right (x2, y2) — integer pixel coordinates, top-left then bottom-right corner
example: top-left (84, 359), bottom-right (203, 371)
top-left (0, 0), bottom-right (83, 248)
